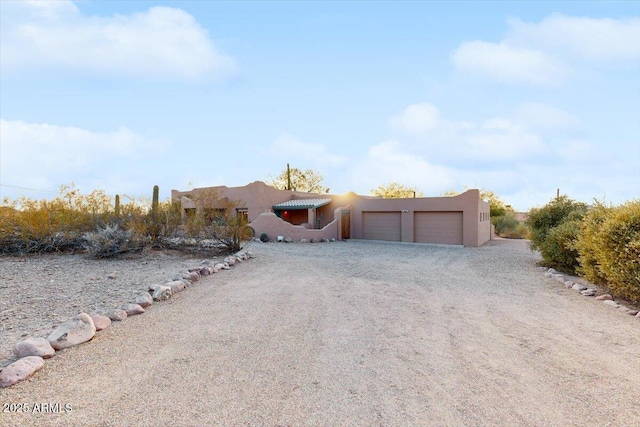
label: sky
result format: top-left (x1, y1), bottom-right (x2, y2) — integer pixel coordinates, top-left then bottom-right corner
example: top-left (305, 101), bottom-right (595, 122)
top-left (1, 0), bottom-right (639, 211)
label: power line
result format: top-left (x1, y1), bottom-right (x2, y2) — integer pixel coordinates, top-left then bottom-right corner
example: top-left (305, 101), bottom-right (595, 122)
top-left (0, 184), bottom-right (58, 194)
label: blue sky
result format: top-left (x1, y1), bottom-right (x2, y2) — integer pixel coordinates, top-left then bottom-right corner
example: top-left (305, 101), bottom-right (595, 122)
top-left (1, 0), bottom-right (638, 211)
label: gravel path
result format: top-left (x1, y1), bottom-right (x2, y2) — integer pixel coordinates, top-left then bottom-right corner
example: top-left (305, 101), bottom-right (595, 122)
top-left (1, 239), bottom-right (639, 426)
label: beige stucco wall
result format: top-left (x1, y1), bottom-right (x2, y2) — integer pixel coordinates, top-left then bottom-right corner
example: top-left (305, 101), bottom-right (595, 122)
top-left (478, 197), bottom-right (491, 245)
top-left (250, 212), bottom-right (338, 241)
top-left (171, 181), bottom-right (322, 222)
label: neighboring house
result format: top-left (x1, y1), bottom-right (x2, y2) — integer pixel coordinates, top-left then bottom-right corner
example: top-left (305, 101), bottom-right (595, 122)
top-left (171, 181), bottom-right (491, 247)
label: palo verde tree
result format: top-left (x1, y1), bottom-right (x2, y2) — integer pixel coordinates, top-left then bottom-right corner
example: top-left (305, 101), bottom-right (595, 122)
top-left (371, 182), bottom-right (424, 198)
top-left (267, 164), bottom-right (330, 193)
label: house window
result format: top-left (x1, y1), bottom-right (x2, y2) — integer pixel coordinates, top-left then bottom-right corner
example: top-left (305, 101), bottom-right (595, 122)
top-left (237, 208), bottom-right (248, 224)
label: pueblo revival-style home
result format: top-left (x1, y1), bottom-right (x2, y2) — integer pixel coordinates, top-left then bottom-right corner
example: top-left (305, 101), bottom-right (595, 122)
top-left (171, 181), bottom-right (491, 247)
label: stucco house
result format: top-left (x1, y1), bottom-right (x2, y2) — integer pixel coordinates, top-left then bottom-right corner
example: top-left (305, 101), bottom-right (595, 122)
top-left (171, 181), bottom-right (491, 247)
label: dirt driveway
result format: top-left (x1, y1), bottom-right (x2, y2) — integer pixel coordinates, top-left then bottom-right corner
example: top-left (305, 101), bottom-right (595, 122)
top-left (1, 239), bottom-right (639, 426)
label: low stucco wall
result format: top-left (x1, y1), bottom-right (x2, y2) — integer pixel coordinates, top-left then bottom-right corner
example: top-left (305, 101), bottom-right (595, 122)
top-left (250, 213), bottom-right (338, 241)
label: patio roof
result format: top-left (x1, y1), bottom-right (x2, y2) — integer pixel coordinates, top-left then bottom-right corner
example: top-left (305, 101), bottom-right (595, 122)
top-left (272, 198), bottom-right (332, 211)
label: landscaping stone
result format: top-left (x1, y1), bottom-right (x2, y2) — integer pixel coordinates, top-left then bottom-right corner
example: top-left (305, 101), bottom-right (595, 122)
top-left (215, 263), bottom-right (229, 270)
top-left (572, 283), bottom-right (588, 292)
top-left (90, 314), bottom-right (112, 331)
top-left (299, 239), bottom-right (308, 243)
top-left (150, 285), bottom-right (172, 301)
top-left (165, 280), bottom-right (186, 293)
top-left (13, 338), bottom-right (55, 359)
top-left (47, 313), bottom-right (96, 350)
top-left (581, 289), bottom-right (596, 296)
top-left (134, 293), bottom-right (153, 308)
top-left (553, 274), bottom-right (565, 282)
top-left (564, 281), bottom-right (574, 288)
top-left (636, 312), bottom-right (640, 319)
top-left (602, 300), bottom-right (619, 308)
top-left (224, 256), bottom-right (236, 266)
top-left (107, 273), bottom-right (117, 280)
top-left (595, 294), bottom-right (613, 301)
top-left (109, 309), bottom-right (128, 321)
top-left (0, 356), bottom-right (45, 388)
top-left (627, 310), bottom-right (639, 316)
top-left (124, 304), bottom-right (145, 316)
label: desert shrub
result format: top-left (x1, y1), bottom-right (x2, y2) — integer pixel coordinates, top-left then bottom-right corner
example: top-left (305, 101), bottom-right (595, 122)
top-left (0, 185), bottom-right (113, 254)
top-left (575, 200), bottom-right (640, 303)
top-left (541, 218), bottom-right (582, 273)
top-left (493, 211), bottom-right (529, 238)
top-left (502, 222), bottom-right (530, 239)
top-left (260, 232), bottom-right (269, 242)
top-left (209, 216), bottom-right (253, 254)
top-left (83, 224), bottom-right (146, 259)
top-left (526, 196), bottom-right (587, 272)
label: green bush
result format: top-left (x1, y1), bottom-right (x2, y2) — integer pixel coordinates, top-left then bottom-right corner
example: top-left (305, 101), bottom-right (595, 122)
top-left (526, 196), bottom-right (587, 273)
top-left (575, 200), bottom-right (640, 303)
top-left (493, 211), bottom-right (529, 239)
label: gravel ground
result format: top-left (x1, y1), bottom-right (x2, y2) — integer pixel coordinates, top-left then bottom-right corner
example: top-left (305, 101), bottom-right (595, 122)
top-left (1, 239), bottom-right (639, 426)
top-left (0, 250), bottom-right (218, 369)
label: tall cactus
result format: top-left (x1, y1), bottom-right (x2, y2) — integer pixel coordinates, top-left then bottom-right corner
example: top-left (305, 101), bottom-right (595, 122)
top-left (152, 185), bottom-right (159, 218)
top-left (114, 194), bottom-right (120, 216)
top-left (150, 185), bottom-right (160, 243)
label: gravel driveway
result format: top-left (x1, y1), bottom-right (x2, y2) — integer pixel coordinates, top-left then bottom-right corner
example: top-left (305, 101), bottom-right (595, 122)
top-left (1, 239), bottom-right (639, 426)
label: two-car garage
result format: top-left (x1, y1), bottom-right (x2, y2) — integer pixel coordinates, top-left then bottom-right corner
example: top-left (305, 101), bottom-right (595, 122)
top-left (361, 211), bottom-right (463, 245)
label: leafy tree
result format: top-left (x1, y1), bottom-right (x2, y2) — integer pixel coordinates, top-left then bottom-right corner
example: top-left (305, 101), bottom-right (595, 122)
top-left (371, 182), bottom-right (424, 198)
top-left (267, 165), bottom-right (329, 193)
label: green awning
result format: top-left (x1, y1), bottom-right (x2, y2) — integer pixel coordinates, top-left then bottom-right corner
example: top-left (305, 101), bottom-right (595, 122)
top-left (272, 198), bottom-right (332, 211)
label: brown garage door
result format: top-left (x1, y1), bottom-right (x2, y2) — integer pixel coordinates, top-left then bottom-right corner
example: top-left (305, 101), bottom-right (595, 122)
top-left (414, 212), bottom-right (463, 245)
top-left (362, 212), bottom-right (401, 241)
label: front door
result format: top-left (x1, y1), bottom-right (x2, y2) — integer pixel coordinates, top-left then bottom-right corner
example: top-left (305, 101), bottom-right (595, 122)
top-left (341, 210), bottom-right (351, 239)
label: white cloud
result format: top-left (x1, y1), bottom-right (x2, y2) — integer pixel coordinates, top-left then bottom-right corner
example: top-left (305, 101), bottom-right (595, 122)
top-left (271, 132), bottom-right (346, 167)
top-left (350, 140), bottom-right (457, 194)
top-left (507, 14), bottom-right (640, 61)
top-left (388, 103), bottom-right (546, 163)
top-left (0, 1), bottom-right (236, 79)
top-left (0, 119), bottom-right (169, 195)
top-left (451, 14), bottom-right (639, 85)
top-left (451, 40), bottom-right (568, 86)
top-left (389, 103), bottom-right (440, 134)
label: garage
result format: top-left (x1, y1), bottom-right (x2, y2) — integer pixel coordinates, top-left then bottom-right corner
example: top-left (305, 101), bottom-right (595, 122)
top-left (414, 211), bottom-right (463, 245)
top-left (362, 212), bottom-right (401, 241)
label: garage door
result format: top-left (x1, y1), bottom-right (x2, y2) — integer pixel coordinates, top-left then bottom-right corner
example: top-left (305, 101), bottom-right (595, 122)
top-left (414, 212), bottom-right (463, 245)
top-left (362, 212), bottom-right (401, 241)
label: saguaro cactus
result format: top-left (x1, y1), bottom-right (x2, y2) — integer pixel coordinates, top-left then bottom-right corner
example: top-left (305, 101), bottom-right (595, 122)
top-left (150, 185), bottom-right (161, 243)
top-left (114, 194), bottom-right (121, 216)
top-left (152, 185), bottom-right (159, 219)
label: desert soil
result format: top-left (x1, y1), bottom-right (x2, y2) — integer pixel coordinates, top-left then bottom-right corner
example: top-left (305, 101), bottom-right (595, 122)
top-left (0, 239), bottom-right (639, 426)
